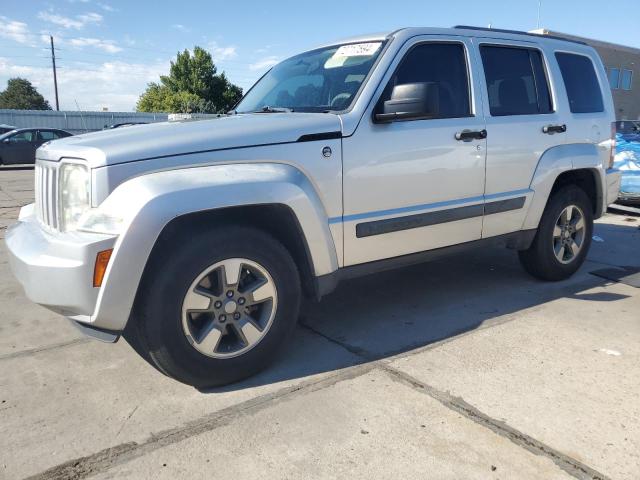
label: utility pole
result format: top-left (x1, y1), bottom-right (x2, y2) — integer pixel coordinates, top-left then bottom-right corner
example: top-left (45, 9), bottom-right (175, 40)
top-left (50, 35), bottom-right (59, 111)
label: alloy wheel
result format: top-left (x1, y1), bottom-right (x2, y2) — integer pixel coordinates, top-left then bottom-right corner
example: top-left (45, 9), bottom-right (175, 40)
top-left (552, 205), bottom-right (586, 264)
top-left (181, 258), bottom-right (278, 358)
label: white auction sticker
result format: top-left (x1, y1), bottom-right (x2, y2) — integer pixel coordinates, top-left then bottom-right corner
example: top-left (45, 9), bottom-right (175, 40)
top-left (334, 42), bottom-right (382, 57)
top-left (325, 42), bottom-right (381, 68)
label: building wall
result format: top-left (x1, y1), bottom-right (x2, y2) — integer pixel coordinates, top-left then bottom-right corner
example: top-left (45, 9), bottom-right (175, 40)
top-left (596, 46), bottom-right (638, 120)
top-left (531, 29), bottom-right (640, 120)
top-left (0, 110), bottom-right (219, 134)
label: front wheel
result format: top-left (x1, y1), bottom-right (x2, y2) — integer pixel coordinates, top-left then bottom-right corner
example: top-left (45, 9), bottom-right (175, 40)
top-left (519, 185), bottom-right (593, 281)
top-left (131, 226), bottom-right (301, 388)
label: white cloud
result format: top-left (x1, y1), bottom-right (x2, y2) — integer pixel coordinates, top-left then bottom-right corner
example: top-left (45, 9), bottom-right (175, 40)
top-left (0, 17), bottom-right (32, 44)
top-left (208, 42), bottom-right (237, 62)
top-left (0, 57), bottom-right (169, 112)
top-left (37, 11), bottom-right (103, 29)
top-left (97, 2), bottom-right (115, 12)
top-left (249, 56), bottom-right (280, 71)
top-left (66, 37), bottom-right (122, 53)
top-left (171, 24), bottom-right (190, 33)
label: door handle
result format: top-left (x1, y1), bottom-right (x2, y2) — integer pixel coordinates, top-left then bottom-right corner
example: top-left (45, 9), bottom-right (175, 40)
top-left (542, 124), bottom-right (567, 134)
top-left (455, 129), bottom-right (487, 141)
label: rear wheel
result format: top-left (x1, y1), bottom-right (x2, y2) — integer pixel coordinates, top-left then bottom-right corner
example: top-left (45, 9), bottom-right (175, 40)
top-left (519, 185), bottom-right (593, 281)
top-left (131, 226), bottom-right (301, 388)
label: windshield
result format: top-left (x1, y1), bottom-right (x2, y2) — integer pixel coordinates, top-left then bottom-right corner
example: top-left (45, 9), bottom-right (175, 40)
top-left (236, 41), bottom-right (385, 114)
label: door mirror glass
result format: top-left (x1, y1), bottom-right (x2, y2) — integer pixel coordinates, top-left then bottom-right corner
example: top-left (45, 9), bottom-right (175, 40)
top-left (375, 82), bottom-right (440, 122)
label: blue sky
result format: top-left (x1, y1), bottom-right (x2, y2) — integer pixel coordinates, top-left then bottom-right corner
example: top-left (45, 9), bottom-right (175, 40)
top-left (1, 0), bottom-right (639, 111)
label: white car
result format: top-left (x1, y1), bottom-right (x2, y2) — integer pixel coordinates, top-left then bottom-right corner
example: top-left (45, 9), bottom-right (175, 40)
top-left (6, 26), bottom-right (621, 387)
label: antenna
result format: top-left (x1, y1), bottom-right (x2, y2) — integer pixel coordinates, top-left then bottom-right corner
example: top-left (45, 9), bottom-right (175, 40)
top-left (536, 0), bottom-right (542, 29)
top-left (74, 99), bottom-right (89, 133)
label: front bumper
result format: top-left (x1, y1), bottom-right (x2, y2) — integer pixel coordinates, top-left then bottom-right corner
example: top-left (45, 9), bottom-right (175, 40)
top-left (5, 205), bottom-right (117, 327)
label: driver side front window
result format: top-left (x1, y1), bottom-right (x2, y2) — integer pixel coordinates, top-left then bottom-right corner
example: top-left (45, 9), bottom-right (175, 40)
top-left (9, 131), bottom-right (34, 143)
top-left (381, 42), bottom-right (472, 119)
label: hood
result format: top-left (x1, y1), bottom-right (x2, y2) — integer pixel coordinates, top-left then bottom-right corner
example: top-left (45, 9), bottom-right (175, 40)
top-left (37, 113), bottom-right (343, 168)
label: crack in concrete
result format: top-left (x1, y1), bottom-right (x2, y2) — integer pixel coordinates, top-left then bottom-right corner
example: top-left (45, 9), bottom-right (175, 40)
top-left (299, 322), bottom-right (611, 480)
top-left (24, 363), bottom-right (377, 480)
top-left (0, 338), bottom-right (89, 362)
top-left (383, 366), bottom-right (611, 480)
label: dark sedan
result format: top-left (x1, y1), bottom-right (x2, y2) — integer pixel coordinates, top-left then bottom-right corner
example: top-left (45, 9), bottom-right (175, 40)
top-left (0, 128), bottom-right (72, 165)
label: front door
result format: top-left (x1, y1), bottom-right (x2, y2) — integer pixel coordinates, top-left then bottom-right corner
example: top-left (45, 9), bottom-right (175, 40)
top-left (341, 36), bottom-right (487, 266)
top-left (3, 130), bottom-right (38, 164)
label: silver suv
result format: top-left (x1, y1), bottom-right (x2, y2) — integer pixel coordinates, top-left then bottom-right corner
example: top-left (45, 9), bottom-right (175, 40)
top-left (6, 27), bottom-right (622, 387)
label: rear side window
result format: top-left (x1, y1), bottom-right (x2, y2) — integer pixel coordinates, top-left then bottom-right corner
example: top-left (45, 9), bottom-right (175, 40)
top-left (38, 130), bottom-right (58, 141)
top-left (480, 45), bottom-right (553, 116)
top-left (381, 42), bottom-right (471, 119)
top-left (555, 52), bottom-right (604, 113)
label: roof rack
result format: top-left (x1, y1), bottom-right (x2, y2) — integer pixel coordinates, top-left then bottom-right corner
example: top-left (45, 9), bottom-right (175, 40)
top-left (453, 25), bottom-right (587, 46)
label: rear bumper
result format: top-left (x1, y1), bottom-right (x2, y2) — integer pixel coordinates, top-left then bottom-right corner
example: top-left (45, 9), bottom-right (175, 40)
top-left (5, 206), bottom-right (117, 324)
top-left (606, 168), bottom-right (622, 206)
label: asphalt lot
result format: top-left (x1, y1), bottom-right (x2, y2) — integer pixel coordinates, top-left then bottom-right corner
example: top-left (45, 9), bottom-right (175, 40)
top-left (1, 166), bottom-right (639, 480)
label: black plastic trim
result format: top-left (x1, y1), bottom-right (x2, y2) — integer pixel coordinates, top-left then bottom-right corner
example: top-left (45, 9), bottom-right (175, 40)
top-left (484, 196), bottom-right (526, 215)
top-left (316, 230), bottom-right (538, 297)
top-left (69, 319), bottom-right (120, 343)
top-left (297, 131), bottom-right (342, 142)
top-left (356, 196), bottom-right (526, 238)
top-left (356, 203), bottom-right (484, 238)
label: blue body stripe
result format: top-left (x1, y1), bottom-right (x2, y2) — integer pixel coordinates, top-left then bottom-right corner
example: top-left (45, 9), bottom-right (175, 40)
top-left (328, 188), bottom-right (532, 225)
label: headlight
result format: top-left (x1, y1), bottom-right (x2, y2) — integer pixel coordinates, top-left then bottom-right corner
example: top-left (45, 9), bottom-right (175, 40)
top-left (59, 163), bottom-right (90, 231)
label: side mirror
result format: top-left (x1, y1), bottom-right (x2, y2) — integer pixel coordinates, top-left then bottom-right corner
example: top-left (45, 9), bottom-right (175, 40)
top-left (374, 82), bottom-right (440, 123)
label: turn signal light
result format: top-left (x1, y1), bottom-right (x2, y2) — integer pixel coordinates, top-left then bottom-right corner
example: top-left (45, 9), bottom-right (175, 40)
top-left (93, 249), bottom-right (113, 287)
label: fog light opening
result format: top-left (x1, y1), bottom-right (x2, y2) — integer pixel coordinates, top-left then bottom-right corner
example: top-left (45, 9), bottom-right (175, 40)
top-left (93, 249), bottom-right (113, 288)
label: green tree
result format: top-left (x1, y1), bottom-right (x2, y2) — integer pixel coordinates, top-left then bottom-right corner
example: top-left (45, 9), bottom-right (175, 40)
top-left (0, 78), bottom-right (51, 110)
top-left (137, 46), bottom-right (242, 113)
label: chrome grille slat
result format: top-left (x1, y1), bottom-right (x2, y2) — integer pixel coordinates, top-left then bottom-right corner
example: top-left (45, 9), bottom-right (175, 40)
top-left (35, 161), bottom-right (59, 230)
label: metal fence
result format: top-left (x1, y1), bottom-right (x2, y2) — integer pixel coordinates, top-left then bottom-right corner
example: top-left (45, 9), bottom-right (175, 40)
top-left (0, 110), bottom-right (219, 134)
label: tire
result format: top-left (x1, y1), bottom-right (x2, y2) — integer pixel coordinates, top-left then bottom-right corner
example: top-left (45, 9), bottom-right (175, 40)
top-left (131, 225), bottom-right (301, 388)
top-left (518, 185), bottom-right (593, 281)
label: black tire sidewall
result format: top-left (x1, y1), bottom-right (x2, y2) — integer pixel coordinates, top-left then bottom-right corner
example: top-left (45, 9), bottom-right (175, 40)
top-left (531, 186), bottom-right (594, 279)
top-left (139, 226), bottom-right (301, 388)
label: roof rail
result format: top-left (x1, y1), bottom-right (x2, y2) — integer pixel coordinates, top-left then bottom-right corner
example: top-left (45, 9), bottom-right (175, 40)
top-left (453, 25), bottom-right (588, 45)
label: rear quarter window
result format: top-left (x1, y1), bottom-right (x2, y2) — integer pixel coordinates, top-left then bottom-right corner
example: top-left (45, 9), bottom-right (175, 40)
top-left (555, 52), bottom-right (604, 113)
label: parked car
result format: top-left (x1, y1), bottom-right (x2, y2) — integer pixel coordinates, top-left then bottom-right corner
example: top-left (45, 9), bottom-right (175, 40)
top-left (0, 124), bottom-right (17, 135)
top-left (6, 26), bottom-right (621, 387)
top-left (0, 128), bottom-right (72, 165)
top-left (614, 131), bottom-right (640, 204)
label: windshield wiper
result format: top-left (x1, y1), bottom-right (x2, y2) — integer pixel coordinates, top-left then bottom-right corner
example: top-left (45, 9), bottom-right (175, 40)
top-left (252, 106), bottom-right (294, 113)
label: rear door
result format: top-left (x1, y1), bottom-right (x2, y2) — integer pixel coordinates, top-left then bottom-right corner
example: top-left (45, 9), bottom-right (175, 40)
top-left (552, 50), bottom-right (612, 164)
top-left (474, 39), bottom-right (570, 238)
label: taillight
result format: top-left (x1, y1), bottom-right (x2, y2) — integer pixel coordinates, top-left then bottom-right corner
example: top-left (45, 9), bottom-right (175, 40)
top-left (609, 122), bottom-right (617, 169)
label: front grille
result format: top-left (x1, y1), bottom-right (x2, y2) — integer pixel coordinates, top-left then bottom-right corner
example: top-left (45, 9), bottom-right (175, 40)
top-left (35, 162), bottom-right (59, 230)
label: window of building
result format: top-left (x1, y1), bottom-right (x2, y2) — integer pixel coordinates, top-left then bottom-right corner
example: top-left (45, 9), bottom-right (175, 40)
top-left (554, 52), bottom-right (604, 113)
top-left (608, 68), bottom-right (620, 89)
top-left (480, 45), bottom-right (553, 116)
top-left (621, 69), bottom-right (633, 91)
